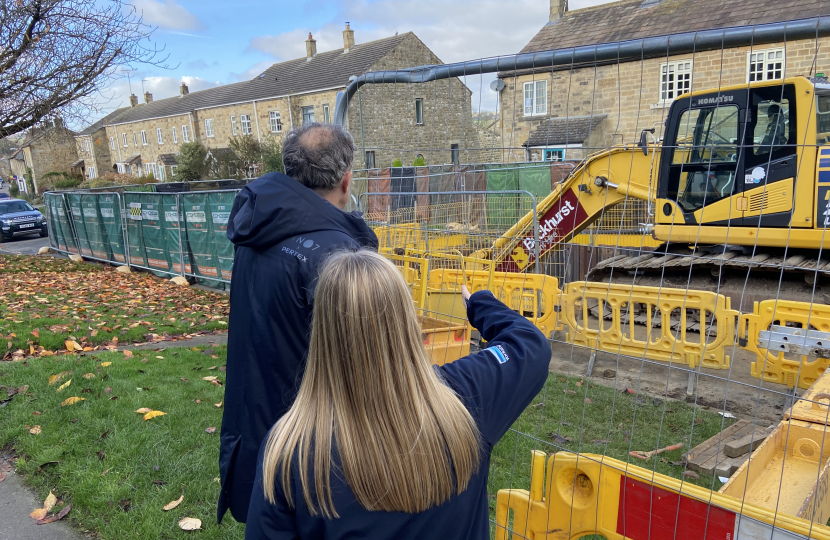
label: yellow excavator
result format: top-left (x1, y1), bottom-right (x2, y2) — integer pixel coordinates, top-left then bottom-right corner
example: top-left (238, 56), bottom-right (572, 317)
top-left (484, 76), bottom-right (830, 308)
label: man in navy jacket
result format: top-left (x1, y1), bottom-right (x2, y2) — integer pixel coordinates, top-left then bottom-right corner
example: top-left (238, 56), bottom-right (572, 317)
top-left (218, 123), bottom-right (378, 524)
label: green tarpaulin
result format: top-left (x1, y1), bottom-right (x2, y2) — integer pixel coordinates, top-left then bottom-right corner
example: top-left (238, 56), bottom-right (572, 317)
top-left (182, 193), bottom-right (222, 287)
top-left (139, 194), bottom-right (171, 276)
top-left (80, 194), bottom-right (112, 261)
top-left (97, 194), bottom-right (126, 264)
top-left (208, 192), bottom-right (235, 282)
top-left (160, 195), bottom-right (191, 277)
top-left (123, 193), bottom-right (148, 268)
top-left (67, 194), bottom-right (93, 257)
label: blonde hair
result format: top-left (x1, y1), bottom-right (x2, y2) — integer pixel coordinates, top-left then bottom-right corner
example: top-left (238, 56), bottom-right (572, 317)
top-left (261, 250), bottom-right (480, 517)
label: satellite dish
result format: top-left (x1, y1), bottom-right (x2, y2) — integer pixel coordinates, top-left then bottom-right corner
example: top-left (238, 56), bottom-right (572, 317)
top-left (490, 79), bottom-right (506, 92)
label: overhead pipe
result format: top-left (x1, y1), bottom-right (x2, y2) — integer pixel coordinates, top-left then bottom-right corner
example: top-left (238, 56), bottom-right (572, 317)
top-left (335, 16), bottom-right (830, 127)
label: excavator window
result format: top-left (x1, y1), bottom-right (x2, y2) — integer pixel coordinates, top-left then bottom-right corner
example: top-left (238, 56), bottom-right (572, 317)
top-left (816, 92), bottom-right (830, 142)
top-left (753, 100), bottom-right (790, 155)
top-left (668, 105), bottom-right (740, 212)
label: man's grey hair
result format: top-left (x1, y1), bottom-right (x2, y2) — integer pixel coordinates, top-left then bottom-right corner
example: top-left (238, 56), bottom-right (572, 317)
top-left (282, 123), bottom-right (356, 192)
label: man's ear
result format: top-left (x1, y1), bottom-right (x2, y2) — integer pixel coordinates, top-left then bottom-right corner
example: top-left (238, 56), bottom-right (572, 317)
top-left (340, 170), bottom-right (352, 194)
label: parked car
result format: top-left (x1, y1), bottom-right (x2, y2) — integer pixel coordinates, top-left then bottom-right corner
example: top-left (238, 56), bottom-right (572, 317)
top-left (0, 199), bottom-right (47, 241)
top-left (0, 193), bottom-right (9, 200)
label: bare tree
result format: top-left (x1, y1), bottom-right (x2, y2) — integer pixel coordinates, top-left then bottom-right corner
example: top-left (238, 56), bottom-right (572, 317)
top-left (0, 0), bottom-right (165, 138)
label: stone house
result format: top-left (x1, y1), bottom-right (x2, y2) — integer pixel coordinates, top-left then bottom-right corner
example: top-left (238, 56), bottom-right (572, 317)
top-left (96, 25), bottom-right (475, 180)
top-left (497, 0), bottom-right (830, 163)
top-left (73, 107), bottom-right (129, 180)
top-left (8, 120), bottom-right (78, 193)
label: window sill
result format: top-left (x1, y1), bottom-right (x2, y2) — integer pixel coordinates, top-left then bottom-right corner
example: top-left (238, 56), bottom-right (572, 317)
top-left (650, 102), bottom-right (673, 110)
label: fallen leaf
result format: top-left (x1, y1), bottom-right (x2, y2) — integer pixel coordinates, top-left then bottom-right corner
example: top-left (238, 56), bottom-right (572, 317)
top-left (96, 451), bottom-right (105, 461)
top-left (202, 376), bottom-right (218, 381)
top-left (123, 350), bottom-right (133, 357)
top-left (163, 495), bottom-right (184, 511)
top-left (82, 373), bottom-right (96, 380)
top-left (29, 425), bottom-right (42, 435)
top-left (576, 380), bottom-right (584, 386)
top-left (205, 427), bottom-right (216, 434)
top-left (156, 356), bottom-right (164, 359)
top-left (64, 340), bottom-right (77, 352)
top-left (60, 397), bottom-right (85, 406)
top-left (214, 401), bottom-right (222, 408)
top-left (134, 407), bottom-right (152, 414)
top-left (30, 508), bottom-right (47, 520)
top-left (623, 388), bottom-right (637, 395)
top-left (549, 433), bottom-right (572, 445)
top-left (56, 379), bottom-right (71, 392)
top-left (208, 366), bottom-right (217, 370)
top-left (180, 377), bottom-right (189, 383)
top-left (32, 411), bottom-right (41, 416)
top-left (99, 468), bottom-right (110, 477)
top-left (17, 384), bottom-right (28, 395)
top-left (31, 330), bottom-right (39, 339)
top-left (584, 398), bottom-right (593, 404)
top-left (104, 387), bottom-right (112, 394)
top-left (143, 410), bottom-right (166, 420)
top-left (118, 499), bottom-right (131, 512)
top-left (35, 504), bottom-right (71, 525)
top-left (178, 517), bottom-right (202, 531)
top-left (48, 372), bottom-right (68, 386)
top-left (0, 471), bottom-right (5, 483)
top-left (563, 390), bottom-right (576, 395)
top-left (100, 362), bottom-right (111, 367)
top-left (43, 492), bottom-right (57, 512)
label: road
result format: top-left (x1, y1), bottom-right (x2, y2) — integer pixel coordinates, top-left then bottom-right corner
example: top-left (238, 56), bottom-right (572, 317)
top-left (0, 184), bottom-right (51, 255)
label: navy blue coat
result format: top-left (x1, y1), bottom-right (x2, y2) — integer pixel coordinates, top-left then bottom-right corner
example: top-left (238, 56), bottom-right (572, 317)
top-left (218, 172), bottom-right (378, 524)
top-left (244, 290), bottom-right (551, 540)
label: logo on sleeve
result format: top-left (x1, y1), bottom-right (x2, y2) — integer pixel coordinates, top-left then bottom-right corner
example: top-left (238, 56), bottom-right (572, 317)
top-left (486, 345), bottom-right (510, 364)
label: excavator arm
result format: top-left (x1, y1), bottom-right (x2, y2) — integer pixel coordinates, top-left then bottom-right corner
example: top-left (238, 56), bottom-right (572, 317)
top-left (488, 145), bottom-right (660, 272)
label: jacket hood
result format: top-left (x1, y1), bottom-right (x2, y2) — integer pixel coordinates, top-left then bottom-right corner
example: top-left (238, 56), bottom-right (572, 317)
top-left (227, 172), bottom-right (377, 250)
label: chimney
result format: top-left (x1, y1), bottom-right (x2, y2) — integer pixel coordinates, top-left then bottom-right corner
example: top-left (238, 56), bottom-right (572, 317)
top-left (144, 91), bottom-right (153, 104)
top-left (129, 93), bottom-right (139, 107)
top-left (180, 82), bottom-right (189, 96)
top-left (306, 33), bottom-right (317, 60)
top-left (343, 22), bottom-right (355, 52)
top-left (549, 0), bottom-right (567, 22)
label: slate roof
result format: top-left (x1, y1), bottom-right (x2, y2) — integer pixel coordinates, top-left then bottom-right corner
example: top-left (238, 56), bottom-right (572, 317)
top-left (107, 33), bottom-right (410, 126)
top-left (521, 0), bottom-right (830, 54)
top-left (124, 154), bottom-right (142, 165)
top-left (70, 158), bottom-right (85, 167)
top-left (523, 115), bottom-right (607, 146)
top-left (157, 153), bottom-right (177, 165)
top-left (77, 107), bottom-right (131, 136)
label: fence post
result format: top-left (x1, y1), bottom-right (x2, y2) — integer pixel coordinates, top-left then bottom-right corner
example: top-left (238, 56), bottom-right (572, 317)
top-left (62, 193), bottom-right (81, 254)
top-left (177, 192), bottom-right (186, 278)
top-left (119, 192), bottom-right (132, 268)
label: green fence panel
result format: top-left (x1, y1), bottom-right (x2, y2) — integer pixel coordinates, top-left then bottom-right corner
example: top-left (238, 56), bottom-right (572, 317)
top-left (97, 194), bottom-right (126, 264)
top-left (182, 193), bottom-right (222, 287)
top-left (54, 196), bottom-right (78, 254)
top-left (123, 193), bottom-right (148, 268)
top-left (484, 164), bottom-right (520, 229)
top-left (161, 195), bottom-right (191, 276)
top-left (208, 192), bottom-right (236, 281)
top-left (139, 194), bottom-right (171, 275)
top-left (44, 195), bottom-right (65, 252)
top-left (80, 194), bottom-right (112, 261)
top-left (67, 194), bottom-right (94, 257)
top-left (518, 164), bottom-right (552, 203)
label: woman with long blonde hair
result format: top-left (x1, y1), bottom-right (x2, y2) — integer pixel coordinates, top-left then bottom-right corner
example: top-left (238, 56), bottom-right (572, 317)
top-left (245, 250), bottom-right (550, 539)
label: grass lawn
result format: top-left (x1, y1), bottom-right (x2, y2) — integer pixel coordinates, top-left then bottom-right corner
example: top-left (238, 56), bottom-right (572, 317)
top-left (0, 254), bottom-right (229, 359)
top-left (0, 343), bottom-right (733, 539)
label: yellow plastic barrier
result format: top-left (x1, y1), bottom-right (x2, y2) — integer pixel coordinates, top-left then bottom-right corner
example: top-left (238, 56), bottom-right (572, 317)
top-left (420, 315), bottom-right (470, 366)
top-left (495, 451), bottom-right (830, 540)
top-left (373, 223), bottom-right (469, 253)
top-left (425, 269), bottom-right (561, 338)
top-left (741, 300), bottom-right (830, 390)
top-left (379, 248), bottom-right (429, 310)
top-left (560, 282), bottom-right (738, 369)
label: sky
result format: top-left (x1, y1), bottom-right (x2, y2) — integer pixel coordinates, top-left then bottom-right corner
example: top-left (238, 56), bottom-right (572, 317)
top-left (90, 0), bottom-right (617, 124)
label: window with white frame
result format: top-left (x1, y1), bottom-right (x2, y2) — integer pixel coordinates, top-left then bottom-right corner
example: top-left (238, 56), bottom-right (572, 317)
top-left (544, 149), bottom-right (565, 162)
top-left (415, 98), bottom-right (424, 125)
top-left (145, 163), bottom-right (157, 177)
top-left (240, 114), bottom-right (252, 135)
top-left (323, 104), bottom-right (330, 123)
top-left (205, 118), bottom-right (214, 137)
top-left (87, 167), bottom-right (96, 178)
top-left (157, 128), bottom-right (163, 144)
top-left (171, 165), bottom-right (178, 176)
top-left (523, 80), bottom-right (547, 116)
top-left (84, 139), bottom-right (90, 152)
top-left (133, 133), bottom-right (138, 146)
top-left (660, 60), bottom-right (693, 102)
top-left (141, 130), bottom-right (147, 145)
top-left (182, 125), bottom-right (190, 142)
top-left (110, 137), bottom-right (115, 149)
top-left (158, 165), bottom-right (165, 181)
top-left (749, 48), bottom-right (785, 82)
top-left (122, 133), bottom-right (128, 147)
top-left (231, 116), bottom-right (237, 136)
top-left (172, 126), bottom-right (178, 143)
top-left (269, 111), bottom-right (282, 132)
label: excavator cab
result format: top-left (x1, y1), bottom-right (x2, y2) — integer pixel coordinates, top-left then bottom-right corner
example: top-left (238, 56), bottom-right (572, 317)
top-left (656, 79), bottom-right (801, 229)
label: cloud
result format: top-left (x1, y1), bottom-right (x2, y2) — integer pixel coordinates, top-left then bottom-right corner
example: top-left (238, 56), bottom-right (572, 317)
top-left (185, 59), bottom-right (209, 70)
top-left (131, 0), bottom-right (205, 31)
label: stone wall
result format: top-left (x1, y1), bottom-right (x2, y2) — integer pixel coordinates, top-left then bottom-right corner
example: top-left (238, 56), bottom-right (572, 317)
top-left (104, 113), bottom-right (192, 176)
top-left (26, 127), bottom-right (79, 190)
top-left (347, 33), bottom-right (478, 169)
top-left (498, 38), bottom-right (830, 162)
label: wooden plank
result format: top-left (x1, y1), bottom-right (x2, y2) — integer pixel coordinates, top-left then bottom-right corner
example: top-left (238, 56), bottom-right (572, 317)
top-left (784, 369), bottom-right (830, 425)
top-left (694, 422), bottom-right (755, 476)
top-left (715, 456), bottom-right (746, 478)
top-left (724, 428), bottom-right (771, 458)
top-left (687, 420), bottom-right (750, 474)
